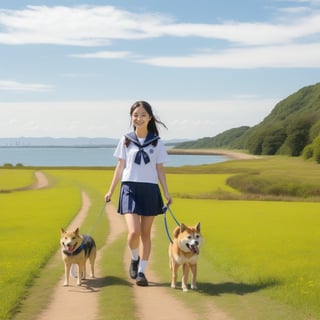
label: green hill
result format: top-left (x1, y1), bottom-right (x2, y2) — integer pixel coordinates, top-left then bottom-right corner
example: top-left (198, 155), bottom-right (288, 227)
top-left (175, 126), bottom-right (250, 149)
top-left (175, 83), bottom-right (320, 161)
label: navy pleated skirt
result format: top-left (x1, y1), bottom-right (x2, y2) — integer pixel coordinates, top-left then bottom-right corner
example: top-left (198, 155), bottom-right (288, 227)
top-left (118, 181), bottom-right (164, 216)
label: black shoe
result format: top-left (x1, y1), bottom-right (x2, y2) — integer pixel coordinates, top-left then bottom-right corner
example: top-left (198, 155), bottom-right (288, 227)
top-left (129, 257), bottom-right (139, 279)
top-left (136, 272), bottom-right (148, 286)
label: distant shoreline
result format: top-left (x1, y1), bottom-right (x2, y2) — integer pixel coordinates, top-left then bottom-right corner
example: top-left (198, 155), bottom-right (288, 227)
top-left (0, 144), bottom-right (259, 160)
top-left (167, 148), bottom-right (260, 160)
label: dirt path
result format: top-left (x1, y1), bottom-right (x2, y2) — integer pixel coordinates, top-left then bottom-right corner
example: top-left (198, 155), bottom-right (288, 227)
top-left (36, 191), bottom-right (99, 320)
top-left (32, 171), bottom-right (49, 189)
top-left (33, 171), bottom-right (231, 320)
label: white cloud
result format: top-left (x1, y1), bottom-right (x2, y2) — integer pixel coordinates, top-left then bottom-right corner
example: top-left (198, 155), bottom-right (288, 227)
top-left (154, 99), bottom-right (277, 139)
top-left (0, 99), bottom-right (276, 139)
top-left (0, 5), bottom-right (320, 47)
top-left (0, 5), bottom-right (168, 46)
top-left (160, 12), bottom-right (320, 46)
top-left (139, 42), bottom-right (320, 68)
top-left (0, 80), bottom-right (53, 92)
top-left (70, 50), bottom-right (133, 59)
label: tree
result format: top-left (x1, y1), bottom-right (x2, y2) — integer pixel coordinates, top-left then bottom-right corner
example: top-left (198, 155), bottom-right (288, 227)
top-left (261, 127), bottom-right (286, 155)
top-left (284, 116), bottom-right (314, 156)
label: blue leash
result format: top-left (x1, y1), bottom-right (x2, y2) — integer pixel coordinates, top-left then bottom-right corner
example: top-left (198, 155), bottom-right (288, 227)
top-left (86, 202), bottom-right (108, 236)
top-left (162, 204), bottom-right (180, 243)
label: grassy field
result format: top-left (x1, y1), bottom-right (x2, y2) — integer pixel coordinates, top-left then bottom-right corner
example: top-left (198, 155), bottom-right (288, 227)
top-left (0, 169), bottom-right (36, 190)
top-left (1, 155), bottom-right (320, 319)
top-left (153, 198), bottom-right (320, 319)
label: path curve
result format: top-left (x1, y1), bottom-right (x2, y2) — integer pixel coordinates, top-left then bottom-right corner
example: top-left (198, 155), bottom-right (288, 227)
top-left (36, 191), bottom-right (99, 320)
top-left (32, 171), bottom-right (49, 189)
top-left (31, 171), bottom-right (231, 320)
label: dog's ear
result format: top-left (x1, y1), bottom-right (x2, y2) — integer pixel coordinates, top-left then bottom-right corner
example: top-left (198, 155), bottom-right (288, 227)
top-left (180, 223), bottom-right (187, 233)
top-left (61, 228), bottom-right (66, 235)
top-left (173, 225), bottom-right (181, 238)
top-left (74, 227), bottom-right (80, 235)
top-left (195, 222), bottom-right (200, 232)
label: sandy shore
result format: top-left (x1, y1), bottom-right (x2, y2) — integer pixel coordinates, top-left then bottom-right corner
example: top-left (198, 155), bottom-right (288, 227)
top-left (167, 148), bottom-right (259, 160)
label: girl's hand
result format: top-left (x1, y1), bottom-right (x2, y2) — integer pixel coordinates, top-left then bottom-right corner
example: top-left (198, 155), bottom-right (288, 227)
top-left (105, 192), bottom-right (112, 203)
top-left (165, 193), bottom-right (172, 206)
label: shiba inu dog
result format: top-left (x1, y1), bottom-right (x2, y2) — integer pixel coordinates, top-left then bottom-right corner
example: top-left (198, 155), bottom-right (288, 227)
top-left (60, 227), bottom-right (96, 286)
top-left (168, 222), bottom-right (202, 292)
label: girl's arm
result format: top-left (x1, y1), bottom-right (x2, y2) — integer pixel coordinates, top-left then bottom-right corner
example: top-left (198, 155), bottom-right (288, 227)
top-left (156, 163), bottom-right (172, 205)
top-left (105, 158), bottom-right (125, 202)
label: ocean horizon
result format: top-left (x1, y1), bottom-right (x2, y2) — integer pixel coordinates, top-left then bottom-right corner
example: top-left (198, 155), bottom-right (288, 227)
top-left (0, 146), bottom-right (229, 167)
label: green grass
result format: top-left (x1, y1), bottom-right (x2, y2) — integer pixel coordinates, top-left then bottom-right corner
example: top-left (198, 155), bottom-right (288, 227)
top-left (0, 169), bottom-right (36, 190)
top-left (0, 185), bottom-right (81, 319)
top-left (98, 235), bottom-right (137, 320)
top-left (10, 169), bottom-right (111, 320)
top-left (2, 156), bottom-right (320, 319)
top-left (167, 173), bottom-right (240, 199)
top-left (216, 156), bottom-right (320, 199)
top-left (153, 198), bottom-right (320, 319)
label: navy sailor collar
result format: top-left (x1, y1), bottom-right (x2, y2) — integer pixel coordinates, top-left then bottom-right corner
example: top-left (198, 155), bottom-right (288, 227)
top-left (125, 131), bottom-right (160, 165)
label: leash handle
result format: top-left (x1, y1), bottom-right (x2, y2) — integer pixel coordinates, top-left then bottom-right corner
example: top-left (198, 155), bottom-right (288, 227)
top-left (162, 204), bottom-right (180, 226)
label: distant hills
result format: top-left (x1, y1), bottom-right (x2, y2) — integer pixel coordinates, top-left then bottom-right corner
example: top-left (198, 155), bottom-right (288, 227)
top-left (3, 83), bottom-right (320, 162)
top-left (175, 82), bottom-right (320, 162)
top-left (0, 137), bottom-right (118, 147)
top-left (0, 137), bottom-right (188, 147)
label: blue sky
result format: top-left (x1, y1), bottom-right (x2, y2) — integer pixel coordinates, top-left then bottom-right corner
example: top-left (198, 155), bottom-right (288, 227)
top-left (1, 0), bottom-right (320, 140)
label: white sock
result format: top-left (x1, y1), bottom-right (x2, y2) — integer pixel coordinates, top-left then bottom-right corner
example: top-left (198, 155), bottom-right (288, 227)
top-left (129, 247), bottom-right (139, 261)
top-left (138, 260), bottom-right (148, 274)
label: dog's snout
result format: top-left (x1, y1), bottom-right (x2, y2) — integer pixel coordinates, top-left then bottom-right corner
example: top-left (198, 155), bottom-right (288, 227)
top-left (195, 240), bottom-right (199, 246)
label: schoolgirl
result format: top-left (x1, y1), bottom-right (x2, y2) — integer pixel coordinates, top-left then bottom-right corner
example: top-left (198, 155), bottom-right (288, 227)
top-left (105, 101), bottom-right (172, 286)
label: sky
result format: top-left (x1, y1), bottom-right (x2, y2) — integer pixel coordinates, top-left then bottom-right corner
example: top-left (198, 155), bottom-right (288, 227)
top-left (1, 0), bottom-right (320, 140)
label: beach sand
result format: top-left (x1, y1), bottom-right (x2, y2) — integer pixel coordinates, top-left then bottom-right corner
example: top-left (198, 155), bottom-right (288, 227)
top-left (167, 148), bottom-right (260, 160)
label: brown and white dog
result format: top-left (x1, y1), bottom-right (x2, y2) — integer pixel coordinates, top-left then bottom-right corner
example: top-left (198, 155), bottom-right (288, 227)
top-left (168, 222), bottom-right (203, 292)
top-left (60, 227), bottom-right (96, 286)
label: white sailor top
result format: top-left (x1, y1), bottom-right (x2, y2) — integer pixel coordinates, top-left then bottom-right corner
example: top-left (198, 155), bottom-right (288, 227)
top-left (113, 131), bottom-right (168, 184)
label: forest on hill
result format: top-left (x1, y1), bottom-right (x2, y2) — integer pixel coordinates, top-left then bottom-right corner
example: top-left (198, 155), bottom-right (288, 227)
top-left (175, 82), bottom-right (320, 163)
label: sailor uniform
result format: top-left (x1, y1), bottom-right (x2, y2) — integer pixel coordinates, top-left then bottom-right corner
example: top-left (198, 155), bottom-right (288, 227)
top-left (114, 131), bottom-right (168, 216)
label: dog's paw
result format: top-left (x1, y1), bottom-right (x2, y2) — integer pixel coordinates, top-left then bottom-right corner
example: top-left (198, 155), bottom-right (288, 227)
top-left (182, 287), bottom-right (189, 292)
top-left (63, 283), bottom-right (69, 287)
top-left (170, 283), bottom-right (176, 289)
top-left (191, 284), bottom-right (198, 290)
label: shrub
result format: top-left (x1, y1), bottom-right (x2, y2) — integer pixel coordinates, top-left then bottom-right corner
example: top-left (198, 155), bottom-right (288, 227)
top-left (312, 136), bottom-right (320, 163)
top-left (302, 144), bottom-right (313, 159)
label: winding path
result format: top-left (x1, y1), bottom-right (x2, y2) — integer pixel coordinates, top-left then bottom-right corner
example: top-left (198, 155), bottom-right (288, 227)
top-left (32, 171), bottom-right (231, 320)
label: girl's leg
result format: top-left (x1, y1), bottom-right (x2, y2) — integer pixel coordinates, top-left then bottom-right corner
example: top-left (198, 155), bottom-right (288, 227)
top-left (136, 216), bottom-right (155, 285)
top-left (124, 213), bottom-right (141, 250)
top-left (125, 213), bottom-right (141, 279)
top-left (139, 215), bottom-right (155, 262)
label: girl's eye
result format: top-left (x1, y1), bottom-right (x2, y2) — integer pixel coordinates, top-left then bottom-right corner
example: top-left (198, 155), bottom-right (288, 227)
top-left (133, 113), bottom-right (147, 118)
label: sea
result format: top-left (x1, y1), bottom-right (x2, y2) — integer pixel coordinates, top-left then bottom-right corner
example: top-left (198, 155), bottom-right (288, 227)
top-left (0, 147), bottom-right (230, 167)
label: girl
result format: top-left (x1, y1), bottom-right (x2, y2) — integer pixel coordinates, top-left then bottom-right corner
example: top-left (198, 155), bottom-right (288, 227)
top-left (105, 101), bottom-right (172, 286)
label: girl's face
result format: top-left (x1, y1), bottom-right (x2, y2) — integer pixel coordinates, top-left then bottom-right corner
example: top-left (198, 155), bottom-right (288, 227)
top-left (131, 106), bottom-right (152, 130)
